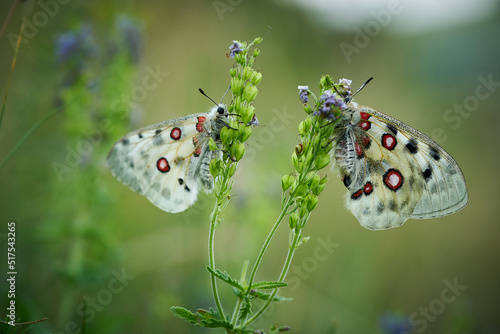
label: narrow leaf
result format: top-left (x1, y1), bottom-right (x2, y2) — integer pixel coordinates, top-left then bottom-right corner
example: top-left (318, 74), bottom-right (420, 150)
top-left (171, 306), bottom-right (198, 323)
top-left (250, 290), bottom-right (292, 302)
top-left (251, 281), bottom-right (288, 290)
top-left (207, 267), bottom-right (245, 291)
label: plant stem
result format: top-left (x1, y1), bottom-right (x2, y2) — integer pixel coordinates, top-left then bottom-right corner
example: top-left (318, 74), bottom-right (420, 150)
top-left (246, 195), bottom-right (294, 292)
top-left (208, 200), bottom-right (226, 321)
top-left (243, 224), bottom-right (303, 327)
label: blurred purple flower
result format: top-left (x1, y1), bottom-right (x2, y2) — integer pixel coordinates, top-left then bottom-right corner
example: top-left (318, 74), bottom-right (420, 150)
top-left (298, 85), bottom-right (309, 103)
top-left (379, 312), bottom-right (412, 334)
top-left (247, 113), bottom-right (259, 126)
top-left (229, 40), bottom-right (243, 58)
top-left (56, 24), bottom-right (99, 65)
top-left (112, 14), bottom-right (144, 63)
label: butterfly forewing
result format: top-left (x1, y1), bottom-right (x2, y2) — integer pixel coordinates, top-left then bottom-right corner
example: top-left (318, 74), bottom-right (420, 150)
top-left (332, 103), bottom-right (468, 230)
top-left (107, 107), bottom-right (224, 213)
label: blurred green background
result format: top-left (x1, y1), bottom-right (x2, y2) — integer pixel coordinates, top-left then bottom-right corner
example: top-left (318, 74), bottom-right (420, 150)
top-left (1, 0), bottom-right (499, 333)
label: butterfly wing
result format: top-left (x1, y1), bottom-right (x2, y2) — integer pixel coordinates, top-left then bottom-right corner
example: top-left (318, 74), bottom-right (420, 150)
top-left (333, 104), bottom-right (468, 230)
top-left (107, 110), bottom-right (220, 213)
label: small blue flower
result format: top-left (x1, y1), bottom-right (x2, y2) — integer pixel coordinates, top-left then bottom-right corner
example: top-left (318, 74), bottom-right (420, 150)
top-left (298, 85), bottom-right (309, 103)
top-left (247, 113), bottom-right (259, 126)
top-left (55, 24), bottom-right (99, 65)
top-left (338, 78), bottom-right (353, 98)
top-left (229, 40), bottom-right (243, 58)
top-left (113, 14), bottom-right (143, 63)
top-left (379, 312), bottom-right (412, 334)
top-left (313, 90), bottom-right (347, 120)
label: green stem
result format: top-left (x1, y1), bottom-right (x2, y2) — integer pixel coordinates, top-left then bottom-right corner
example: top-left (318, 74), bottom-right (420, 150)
top-left (208, 200), bottom-right (226, 321)
top-left (0, 106), bottom-right (61, 170)
top-left (246, 195), bottom-right (294, 292)
top-left (243, 226), bottom-right (303, 327)
top-left (230, 260), bottom-right (249, 326)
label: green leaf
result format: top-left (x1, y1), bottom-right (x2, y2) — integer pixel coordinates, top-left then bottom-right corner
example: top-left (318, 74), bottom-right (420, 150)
top-left (250, 290), bottom-right (292, 302)
top-left (251, 281), bottom-right (288, 290)
top-left (170, 306), bottom-right (233, 329)
top-left (207, 267), bottom-right (245, 291)
top-left (238, 298), bottom-right (253, 320)
top-left (197, 308), bottom-right (233, 329)
top-left (171, 306), bottom-right (198, 323)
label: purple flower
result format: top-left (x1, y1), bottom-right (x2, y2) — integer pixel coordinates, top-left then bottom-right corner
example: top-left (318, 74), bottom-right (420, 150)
top-left (338, 78), bottom-right (353, 98)
top-left (229, 40), bottom-right (243, 58)
top-left (379, 312), bottom-right (411, 334)
top-left (55, 24), bottom-right (99, 65)
top-left (313, 90), bottom-right (347, 120)
top-left (298, 85), bottom-right (309, 103)
top-left (113, 14), bottom-right (143, 64)
top-left (247, 113), bottom-right (259, 126)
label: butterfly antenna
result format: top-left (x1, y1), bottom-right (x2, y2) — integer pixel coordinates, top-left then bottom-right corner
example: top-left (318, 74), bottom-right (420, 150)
top-left (220, 85), bottom-right (231, 104)
top-left (351, 77), bottom-right (373, 99)
top-left (199, 88), bottom-right (220, 108)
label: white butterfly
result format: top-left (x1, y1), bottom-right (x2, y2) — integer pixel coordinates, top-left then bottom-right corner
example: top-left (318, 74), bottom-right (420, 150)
top-left (107, 105), bottom-right (228, 213)
top-left (331, 85), bottom-right (468, 230)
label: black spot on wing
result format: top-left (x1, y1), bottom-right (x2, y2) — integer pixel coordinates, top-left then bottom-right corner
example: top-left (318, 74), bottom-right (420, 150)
top-left (376, 202), bottom-right (385, 215)
top-left (405, 138), bottom-right (418, 154)
top-left (343, 174), bottom-right (352, 188)
top-left (429, 147), bottom-right (441, 161)
top-left (178, 178), bottom-right (184, 185)
top-left (386, 124), bottom-right (398, 135)
top-left (422, 166), bottom-right (432, 181)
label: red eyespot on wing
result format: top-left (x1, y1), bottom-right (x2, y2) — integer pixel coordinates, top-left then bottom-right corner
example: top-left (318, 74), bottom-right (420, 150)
top-left (360, 112), bottom-right (370, 120)
top-left (157, 157), bottom-right (170, 173)
top-left (194, 146), bottom-right (202, 157)
top-left (383, 169), bottom-right (403, 191)
top-left (351, 189), bottom-right (363, 199)
top-left (361, 135), bottom-right (371, 147)
top-left (363, 182), bottom-right (373, 194)
top-left (170, 127), bottom-right (182, 140)
top-left (355, 142), bottom-right (363, 157)
top-left (197, 116), bottom-right (207, 133)
top-left (382, 133), bottom-right (397, 150)
top-left (359, 121), bottom-right (371, 131)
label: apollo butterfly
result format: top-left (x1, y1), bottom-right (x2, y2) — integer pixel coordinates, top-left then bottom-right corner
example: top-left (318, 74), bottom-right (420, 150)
top-left (330, 79), bottom-right (468, 230)
top-left (107, 99), bottom-right (229, 213)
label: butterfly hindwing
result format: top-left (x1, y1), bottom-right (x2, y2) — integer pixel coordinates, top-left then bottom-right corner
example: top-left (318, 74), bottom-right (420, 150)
top-left (107, 107), bottom-right (224, 213)
top-left (333, 103), bottom-right (468, 230)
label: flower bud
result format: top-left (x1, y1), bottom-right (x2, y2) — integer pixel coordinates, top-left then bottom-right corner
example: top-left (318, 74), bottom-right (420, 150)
top-left (289, 212), bottom-right (299, 230)
top-left (243, 67), bottom-right (252, 81)
top-left (307, 194), bottom-right (319, 211)
top-left (220, 127), bottom-right (232, 145)
top-left (241, 106), bottom-right (254, 125)
top-left (239, 126), bottom-right (252, 142)
top-left (312, 184), bottom-right (325, 195)
top-left (231, 142), bottom-right (246, 161)
top-left (314, 153), bottom-right (330, 170)
top-left (243, 84), bottom-right (258, 102)
top-left (281, 175), bottom-right (294, 191)
top-left (294, 184), bottom-right (308, 198)
top-left (208, 137), bottom-right (218, 151)
top-left (309, 174), bottom-right (321, 189)
top-left (209, 158), bottom-right (219, 178)
top-left (251, 72), bottom-right (262, 85)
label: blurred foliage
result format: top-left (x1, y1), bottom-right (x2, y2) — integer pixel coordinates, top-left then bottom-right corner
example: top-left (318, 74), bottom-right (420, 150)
top-left (0, 0), bottom-right (499, 333)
